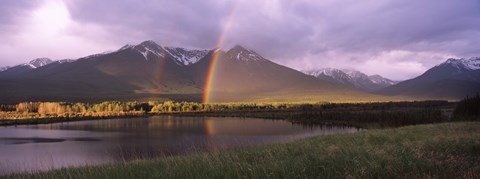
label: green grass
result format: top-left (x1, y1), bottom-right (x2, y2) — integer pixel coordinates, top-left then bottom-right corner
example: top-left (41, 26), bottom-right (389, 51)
top-left (7, 122), bottom-right (480, 179)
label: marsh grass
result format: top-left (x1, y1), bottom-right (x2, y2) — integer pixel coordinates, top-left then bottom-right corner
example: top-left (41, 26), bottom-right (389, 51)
top-left (7, 122), bottom-right (480, 179)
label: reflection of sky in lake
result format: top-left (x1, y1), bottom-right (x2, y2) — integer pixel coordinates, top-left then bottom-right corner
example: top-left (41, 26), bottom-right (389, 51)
top-left (0, 116), bottom-right (360, 175)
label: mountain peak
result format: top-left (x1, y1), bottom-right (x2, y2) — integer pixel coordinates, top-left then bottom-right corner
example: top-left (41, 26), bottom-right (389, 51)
top-left (443, 57), bottom-right (480, 70)
top-left (343, 69), bottom-right (369, 79)
top-left (226, 45), bottom-right (265, 62)
top-left (119, 44), bottom-right (134, 50)
top-left (230, 45), bottom-right (248, 51)
top-left (117, 40), bottom-right (162, 52)
top-left (26, 58), bottom-right (53, 68)
top-left (120, 40), bottom-right (166, 61)
top-left (138, 40), bottom-right (160, 47)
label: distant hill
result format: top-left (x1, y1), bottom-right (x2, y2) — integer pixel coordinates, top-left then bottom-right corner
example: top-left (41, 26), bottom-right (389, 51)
top-left (0, 40), bottom-right (379, 104)
top-left (304, 68), bottom-right (398, 92)
top-left (377, 57), bottom-right (480, 99)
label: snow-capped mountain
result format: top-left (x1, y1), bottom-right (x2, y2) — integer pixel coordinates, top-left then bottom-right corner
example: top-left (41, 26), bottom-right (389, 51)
top-left (441, 57), bottom-right (480, 71)
top-left (1, 58), bottom-right (52, 71)
top-left (304, 68), bottom-right (397, 92)
top-left (304, 68), bottom-right (353, 85)
top-left (0, 58), bottom-right (69, 73)
top-left (379, 57), bottom-right (480, 99)
top-left (117, 40), bottom-right (209, 66)
top-left (164, 47), bottom-right (209, 65)
top-left (0, 58), bottom-right (54, 77)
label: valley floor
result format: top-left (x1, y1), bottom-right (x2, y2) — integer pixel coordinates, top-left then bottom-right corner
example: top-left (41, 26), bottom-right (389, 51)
top-left (6, 122), bottom-right (480, 178)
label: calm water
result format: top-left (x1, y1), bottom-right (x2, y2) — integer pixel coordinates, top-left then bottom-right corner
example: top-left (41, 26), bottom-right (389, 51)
top-left (0, 116), bottom-right (360, 174)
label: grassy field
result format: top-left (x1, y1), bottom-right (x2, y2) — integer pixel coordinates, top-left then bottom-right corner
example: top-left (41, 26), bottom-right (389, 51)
top-left (6, 122), bottom-right (479, 179)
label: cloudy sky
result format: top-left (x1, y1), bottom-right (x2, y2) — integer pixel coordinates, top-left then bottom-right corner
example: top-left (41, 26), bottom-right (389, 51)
top-left (0, 0), bottom-right (479, 80)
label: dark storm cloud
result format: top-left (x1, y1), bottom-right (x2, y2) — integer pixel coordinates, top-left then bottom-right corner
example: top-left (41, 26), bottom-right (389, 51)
top-left (65, 0), bottom-right (479, 58)
top-left (0, 0), bottom-right (42, 31)
top-left (1, 0), bottom-right (479, 80)
top-left (64, 0), bottom-right (234, 48)
top-left (310, 0), bottom-right (480, 54)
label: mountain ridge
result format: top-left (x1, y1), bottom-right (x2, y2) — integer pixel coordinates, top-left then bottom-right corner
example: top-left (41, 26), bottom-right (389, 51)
top-left (303, 68), bottom-right (398, 92)
top-left (378, 57), bottom-right (480, 99)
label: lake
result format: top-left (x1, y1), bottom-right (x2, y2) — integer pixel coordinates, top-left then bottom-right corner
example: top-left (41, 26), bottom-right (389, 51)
top-left (0, 116), bottom-right (360, 174)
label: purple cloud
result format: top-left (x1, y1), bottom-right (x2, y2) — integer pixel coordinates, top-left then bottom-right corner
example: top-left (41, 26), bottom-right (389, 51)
top-left (0, 0), bottom-right (479, 80)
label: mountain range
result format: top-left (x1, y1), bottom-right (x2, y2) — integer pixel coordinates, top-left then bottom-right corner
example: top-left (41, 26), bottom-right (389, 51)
top-left (303, 68), bottom-right (398, 92)
top-left (0, 40), bottom-right (378, 104)
top-left (0, 40), bottom-right (479, 103)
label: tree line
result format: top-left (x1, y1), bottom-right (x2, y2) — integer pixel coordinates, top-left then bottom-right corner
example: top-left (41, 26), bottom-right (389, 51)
top-left (454, 93), bottom-right (480, 119)
top-left (0, 100), bottom-right (455, 121)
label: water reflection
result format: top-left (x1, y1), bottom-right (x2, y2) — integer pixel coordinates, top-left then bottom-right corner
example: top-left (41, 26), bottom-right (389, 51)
top-left (0, 116), bottom-right (360, 175)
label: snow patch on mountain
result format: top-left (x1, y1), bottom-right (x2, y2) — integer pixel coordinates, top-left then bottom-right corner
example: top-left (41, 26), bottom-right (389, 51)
top-left (368, 74), bottom-right (397, 85)
top-left (238, 50), bottom-right (264, 61)
top-left (133, 41), bottom-right (166, 60)
top-left (25, 58), bottom-right (53, 69)
top-left (140, 46), bottom-right (165, 60)
top-left (164, 47), bottom-right (209, 65)
top-left (0, 66), bottom-right (10, 72)
top-left (228, 45), bottom-right (266, 62)
top-left (57, 59), bottom-right (75, 64)
top-left (308, 68), bottom-right (344, 77)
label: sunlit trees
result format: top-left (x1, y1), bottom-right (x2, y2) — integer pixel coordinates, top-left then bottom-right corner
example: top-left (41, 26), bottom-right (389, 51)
top-left (17, 102), bottom-right (39, 113)
top-left (38, 102), bottom-right (65, 115)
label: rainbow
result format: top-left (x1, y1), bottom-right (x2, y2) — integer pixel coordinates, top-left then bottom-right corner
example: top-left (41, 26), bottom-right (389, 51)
top-left (203, 4), bottom-right (239, 104)
top-left (204, 118), bottom-right (215, 136)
